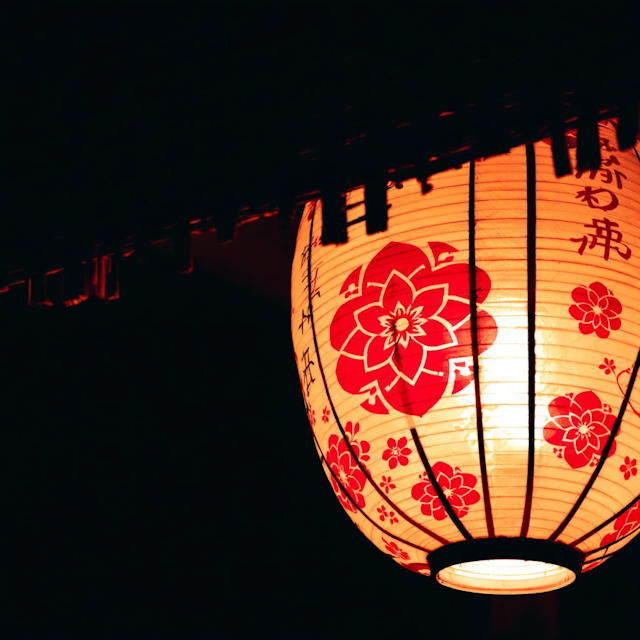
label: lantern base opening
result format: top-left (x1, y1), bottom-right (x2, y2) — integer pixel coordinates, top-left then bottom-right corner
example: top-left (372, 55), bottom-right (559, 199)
top-left (428, 538), bottom-right (583, 595)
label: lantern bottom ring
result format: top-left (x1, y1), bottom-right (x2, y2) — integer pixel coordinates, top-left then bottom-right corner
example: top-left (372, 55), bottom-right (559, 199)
top-left (428, 538), bottom-right (584, 595)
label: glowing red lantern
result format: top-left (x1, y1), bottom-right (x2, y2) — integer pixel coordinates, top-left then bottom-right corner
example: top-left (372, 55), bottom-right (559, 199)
top-left (292, 120), bottom-right (640, 594)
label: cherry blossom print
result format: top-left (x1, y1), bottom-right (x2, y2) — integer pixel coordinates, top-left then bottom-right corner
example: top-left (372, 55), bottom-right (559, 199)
top-left (382, 537), bottom-right (431, 575)
top-left (543, 390), bottom-right (617, 469)
top-left (344, 421), bottom-right (370, 463)
top-left (330, 241), bottom-right (497, 417)
top-left (601, 502), bottom-right (640, 548)
top-left (382, 537), bottom-right (411, 562)
top-left (309, 409), bottom-right (316, 426)
top-left (599, 357), bottom-right (616, 375)
top-left (322, 407), bottom-right (331, 423)
top-left (376, 506), bottom-right (398, 524)
top-left (382, 436), bottom-right (412, 469)
top-left (620, 456), bottom-right (637, 481)
top-left (411, 462), bottom-right (480, 521)
top-left (569, 282), bottom-right (622, 339)
top-left (326, 427), bottom-right (371, 513)
top-left (615, 365), bottom-right (640, 420)
top-left (380, 476), bottom-right (396, 494)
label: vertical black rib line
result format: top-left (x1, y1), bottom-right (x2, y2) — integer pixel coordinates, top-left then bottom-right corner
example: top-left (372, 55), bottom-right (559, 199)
top-left (549, 346), bottom-right (640, 542)
top-left (520, 143), bottom-right (537, 538)
top-left (468, 160), bottom-right (495, 538)
top-left (305, 202), bottom-right (450, 546)
top-left (410, 428), bottom-right (473, 541)
top-left (310, 430), bottom-right (432, 554)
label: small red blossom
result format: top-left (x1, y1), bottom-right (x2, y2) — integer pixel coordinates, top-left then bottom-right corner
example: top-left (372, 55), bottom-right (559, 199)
top-left (309, 409), bottom-right (316, 426)
top-left (620, 456), bottom-right (637, 481)
top-left (382, 436), bottom-right (412, 470)
top-left (322, 407), bottom-right (331, 423)
top-left (569, 282), bottom-right (622, 339)
top-left (380, 476), bottom-right (396, 494)
top-left (411, 462), bottom-right (480, 521)
top-left (543, 390), bottom-right (617, 469)
top-left (377, 506), bottom-right (389, 521)
top-left (382, 537), bottom-right (410, 562)
top-left (599, 358), bottom-right (616, 375)
top-left (601, 502), bottom-right (640, 548)
top-left (389, 511), bottom-right (398, 525)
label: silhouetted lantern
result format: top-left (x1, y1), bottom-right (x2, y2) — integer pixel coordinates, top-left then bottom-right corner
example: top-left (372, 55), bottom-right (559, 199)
top-left (291, 121), bottom-right (640, 594)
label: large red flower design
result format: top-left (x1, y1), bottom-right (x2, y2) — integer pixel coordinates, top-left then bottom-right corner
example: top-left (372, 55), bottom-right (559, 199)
top-left (411, 462), bottom-right (480, 521)
top-left (543, 391), bottom-right (617, 469)
top-left (325, 422), bottom-right (370, 513)
top-left (600, 502), bottom-right (640, 548)
top-left (569, 282), bottom-right (622, 339)
top-left (330, 241), bottom-right (497, 417)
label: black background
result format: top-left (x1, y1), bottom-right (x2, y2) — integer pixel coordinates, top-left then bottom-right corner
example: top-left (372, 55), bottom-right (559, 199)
top-left (2, 2), bottom-right (640, 638)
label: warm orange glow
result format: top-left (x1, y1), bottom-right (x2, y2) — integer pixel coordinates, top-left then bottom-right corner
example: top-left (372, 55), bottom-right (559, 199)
top-left (438, 559), bottom-right (576, 595)
top-left (291, 121), bottom-right (640, 593)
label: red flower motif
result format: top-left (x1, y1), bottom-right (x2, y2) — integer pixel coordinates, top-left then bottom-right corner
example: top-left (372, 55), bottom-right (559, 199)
top-left (411, 462), bottom-right (480, 521)
top-left (382, 436), bottom-right (412, 469)
top-left (601, 502), bottom-right (640, 548)
top-left (569, 282), bottom-right (622, 339)
top-left (382, 537), bottom-right (411, 562)
top-left (344, 421), bottom-right (370, 462)
top-left (322, 407), bottom-right (331, 423)
top-left (389, 511), bottom-right (398, 525)
top-left (309, 409), bottom-right (316, 426)
top-left (377, 505), bottom-right (389, 521)
top-left (620, 456), bottom-right (637, 481)
top-left (326, 429), bottom-right (369, 513)
top-left (380, 476), bottom-right (396, 494)
top-left (599, 357), bottom-right (616, 375)
top-left (329, 241), bottom-right (497, 417)
top-left (543, 390), bottom-right (617, 469)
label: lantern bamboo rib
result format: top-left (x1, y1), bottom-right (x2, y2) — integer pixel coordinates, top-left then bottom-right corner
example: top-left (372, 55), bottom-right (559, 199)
top-left (467, 159), bottom-right (495, 538)
top-left (548, 347), bottom-right (640, 542)
top-left (571, 493), bottom-right (640, 547)
top-left (389, 322), bottom-right (474, 542)
top-left (583, 549), bottom-right (618, 565)
top-left (311, 431), bottom-right (432, 554)
top-left (410, 428), bottom-right (473, 541)
top-left (521, 143), bottom-right (537, 538)
top-left (306, 207), bottom-right (450, 546)
top-left (583, 525), bottom-right (640, 557)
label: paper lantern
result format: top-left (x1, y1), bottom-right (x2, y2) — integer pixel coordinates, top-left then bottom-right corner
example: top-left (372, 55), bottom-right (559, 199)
top-left (291, 120), bottom-right (640, 594)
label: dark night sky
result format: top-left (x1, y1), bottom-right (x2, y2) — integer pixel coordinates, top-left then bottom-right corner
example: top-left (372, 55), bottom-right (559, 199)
top-left (0, 215), bottom-right (638, 639)
top-left (2, 3), bottom-right (640, 638)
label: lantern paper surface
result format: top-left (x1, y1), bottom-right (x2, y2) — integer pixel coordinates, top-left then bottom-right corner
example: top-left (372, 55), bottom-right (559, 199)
top-left (291, 121), bottom-right (640, 594)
